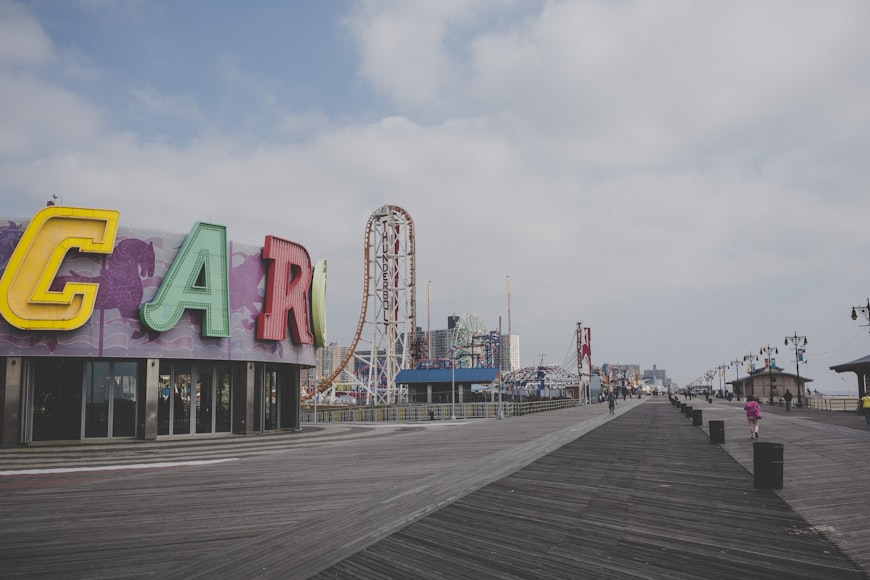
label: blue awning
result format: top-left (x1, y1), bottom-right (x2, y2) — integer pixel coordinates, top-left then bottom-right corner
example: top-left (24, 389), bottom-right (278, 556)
top-left (395, 368), bottom-right (499, 385)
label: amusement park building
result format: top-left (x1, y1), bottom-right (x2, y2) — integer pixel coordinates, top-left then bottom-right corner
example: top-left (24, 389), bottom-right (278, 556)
top-left (0, 205), bottom-right (323, 446)
top-left (728, 365), bottom-right (812, 403)
top-left (418, 316), bottom-right (520, 371)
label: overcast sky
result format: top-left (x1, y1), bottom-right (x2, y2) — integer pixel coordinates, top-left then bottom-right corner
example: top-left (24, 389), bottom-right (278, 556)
top-left (2, 0), bottom-right (870, 392)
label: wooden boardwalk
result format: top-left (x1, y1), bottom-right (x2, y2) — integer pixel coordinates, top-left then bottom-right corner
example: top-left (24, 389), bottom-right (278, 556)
top-left (0, 398), bottom-right (868, 579)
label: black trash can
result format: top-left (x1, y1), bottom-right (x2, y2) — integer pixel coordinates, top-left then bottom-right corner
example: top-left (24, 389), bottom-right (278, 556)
top-left (753, 442), bottom-right (784, 489)
top-left (679, 403), bottom-right (686, 413)
top-left (709, 420), bottom-right (725, 444)
top-left (684, 405), bottom-right (693, 418)
top-left (692, 409), bottom-right (703, 426)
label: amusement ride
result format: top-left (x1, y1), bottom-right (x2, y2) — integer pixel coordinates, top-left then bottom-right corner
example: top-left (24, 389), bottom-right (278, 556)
top-left (307, 205), bottom-right (594, 406)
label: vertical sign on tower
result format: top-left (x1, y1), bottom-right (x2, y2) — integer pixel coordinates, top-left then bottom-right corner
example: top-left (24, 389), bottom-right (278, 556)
top-left (576, 322), bottom-right (592, 404)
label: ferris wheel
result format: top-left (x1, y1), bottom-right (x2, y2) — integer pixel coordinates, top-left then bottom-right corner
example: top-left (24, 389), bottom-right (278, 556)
top-left (451, 313), bottom-right (488, 368)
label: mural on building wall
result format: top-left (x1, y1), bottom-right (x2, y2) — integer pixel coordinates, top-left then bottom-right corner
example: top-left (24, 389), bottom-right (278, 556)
top-left (0, 216), bottom-right (317, 366)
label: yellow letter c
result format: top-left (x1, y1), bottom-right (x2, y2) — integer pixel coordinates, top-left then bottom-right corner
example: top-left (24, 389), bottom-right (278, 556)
top-left (0, 206), bottom-right (119, 330)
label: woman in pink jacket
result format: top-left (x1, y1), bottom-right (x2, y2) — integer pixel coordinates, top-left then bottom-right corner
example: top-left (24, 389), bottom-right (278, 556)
top-left (744, 395), bottom-right (762, 439)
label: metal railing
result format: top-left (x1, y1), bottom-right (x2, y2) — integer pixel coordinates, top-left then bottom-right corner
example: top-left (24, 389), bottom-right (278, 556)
top-left (301, 398), bottom-right (580, 424)
top-left (803, 396), bottom-right (859, 412)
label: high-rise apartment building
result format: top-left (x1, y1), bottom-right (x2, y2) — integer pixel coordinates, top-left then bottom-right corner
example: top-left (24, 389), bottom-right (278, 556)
top-left (642, 364), bottom-right (671, 390)
top-left (315, 341), bottom-right (354, 385)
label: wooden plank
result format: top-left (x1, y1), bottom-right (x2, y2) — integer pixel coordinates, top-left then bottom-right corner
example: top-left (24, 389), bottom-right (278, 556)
top-left (0, 398), bottom-right (868, 579)
top-left (317, 401), bottom-right (865, 579)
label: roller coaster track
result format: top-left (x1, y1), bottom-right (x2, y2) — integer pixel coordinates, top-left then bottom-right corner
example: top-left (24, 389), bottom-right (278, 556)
top-left (304, 205), bottom-right (416, 402)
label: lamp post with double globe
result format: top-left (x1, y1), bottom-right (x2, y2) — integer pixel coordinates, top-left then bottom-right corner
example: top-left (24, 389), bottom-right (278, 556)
top-left (729, 358), bottom-right (744, 400)
top-left (851, 299), bottom-right (870, 330)
top-left (742, 352), bottom-right (758, 400)
top-left (784, 332), bottom-right (807, 406)
top-left (715, 364), bottom-right (728, 397)
top-left (760, 344), bottom-right (779, 405)
top-left (850, 300), bottom-right (870, 401)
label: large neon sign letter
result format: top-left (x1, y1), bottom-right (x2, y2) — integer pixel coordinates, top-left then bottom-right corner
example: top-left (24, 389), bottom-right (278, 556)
top-left (140, 222), bottom-right (231, 337)
top-left (0, 206), bottom-right (119, 330)
top-left (257, 235), bottom-right (314, 344)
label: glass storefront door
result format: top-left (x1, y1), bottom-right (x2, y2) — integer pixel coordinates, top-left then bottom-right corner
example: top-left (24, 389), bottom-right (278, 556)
top-left (264, 365), bottom-right (278, 431)
top-left (112, 362), bottom-right (137, 437)
top-left (216, 366), bottom-right (231, 433)
top-left (84, 362), bottom-right (110, 438)
top-left (158, 362), bottom-right (231, 436)
top-left (162, 364), bottom-right (192, 435)
top-left (254, 363), bottom-right (298, 432)
top-left (195, 371), bottom-right (212, 433)
top-left (31, 359), bottom-right (84, 441)
top-left (158, 371), bottom-right (171, 436)
top-left (84, 361), bottom-right (139, 438)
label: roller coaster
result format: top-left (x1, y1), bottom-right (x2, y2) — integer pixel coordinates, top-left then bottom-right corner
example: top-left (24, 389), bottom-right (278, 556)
top-left (306, 207), bottom-right (593, 407)
top-left (306, 205), bottom-right (416, 405)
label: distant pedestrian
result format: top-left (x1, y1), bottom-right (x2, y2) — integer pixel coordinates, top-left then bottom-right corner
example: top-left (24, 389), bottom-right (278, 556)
top-left (784, 389), bottom-right (794, 412)
top-left (744, 395), bottom-right (762, 439)
top-left (861, 392), bottom-right (870, 425)
top-left (608, 392), bottom-right (616, 415)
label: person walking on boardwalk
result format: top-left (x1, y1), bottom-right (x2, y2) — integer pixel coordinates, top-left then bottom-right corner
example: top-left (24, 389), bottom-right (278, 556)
top-left (744, 395), bottom-right (762, 439)
top-left (608, 391), bottom-right (616, 415)
top-left (784, 389), bottom-right (794, 412)
top-left (861, 392), bottom-right (870, 425)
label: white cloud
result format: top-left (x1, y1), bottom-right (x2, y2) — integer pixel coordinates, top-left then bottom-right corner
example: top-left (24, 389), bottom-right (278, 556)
top-left (3, 1), bottom-right (870, 387)
top-left (0, 73), bottom-right (104, 158)
top-left (0, 0), bottom-right (53, 67)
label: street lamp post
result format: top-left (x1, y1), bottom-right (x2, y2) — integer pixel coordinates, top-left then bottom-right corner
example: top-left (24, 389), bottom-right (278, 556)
top-left (742, 353), bottom-right (758, 400)
top-left (784, 332), bottom-right (807, 406)
top-left (760, 344), bottom-right (778, 405)
top-left (716, 364), bottom-right (727, 396)
top-left (851, 299), bottom-right (870, 328)
top-left (850, 300), bottom-right (870, 400)
top-left (450, 349), bottom-right (456, 420)
top-left (497, 316), bottom-right (504, 420)
top-left (729, 358), bottom-right (744, 400)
